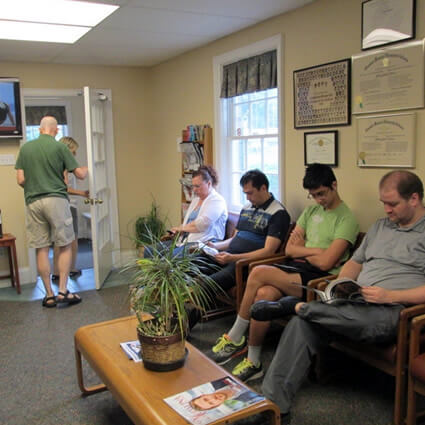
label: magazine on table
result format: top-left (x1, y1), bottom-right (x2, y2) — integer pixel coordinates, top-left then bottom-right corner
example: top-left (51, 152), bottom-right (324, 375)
top-left (292, 278), bottom-right (363, 303)
top-left (120, 340), bottom-right (143, 362)
top-left (164, 376), bottom-right (265, 425)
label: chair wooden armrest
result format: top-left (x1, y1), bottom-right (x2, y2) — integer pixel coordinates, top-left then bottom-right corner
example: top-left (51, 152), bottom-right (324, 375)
top-left (409, 313), bottom-right (425, 361)
top-left (160, 234), bottom-right (174, 242)
top-left (247, 254), bottom-right (289, 272)
top-left (306, 275), bottom-right (336, 302)
top-left (234, 255), bottom-right (287, 311)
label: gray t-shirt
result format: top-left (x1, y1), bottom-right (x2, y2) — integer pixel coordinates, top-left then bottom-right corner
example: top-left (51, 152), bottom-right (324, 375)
top-left (352, 215), bottom-right (425, 290)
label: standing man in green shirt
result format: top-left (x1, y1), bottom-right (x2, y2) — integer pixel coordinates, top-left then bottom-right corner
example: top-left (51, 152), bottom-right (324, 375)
top-left (15, 116), bottom-right (88, 307)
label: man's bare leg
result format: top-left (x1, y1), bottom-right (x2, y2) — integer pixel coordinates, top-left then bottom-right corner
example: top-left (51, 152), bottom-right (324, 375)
top-left (36, 246), bottom-right (54, 297)
top-left (57, 243), bottom-right (72, 297)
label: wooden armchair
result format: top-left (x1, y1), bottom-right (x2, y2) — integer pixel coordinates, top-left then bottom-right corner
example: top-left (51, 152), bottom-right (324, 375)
top-left (325, 303), bottom-right (425, 425)
top-left (204, 221), bottom-right (296, 319)
top-left (406, 313), bottom-right (425, 425)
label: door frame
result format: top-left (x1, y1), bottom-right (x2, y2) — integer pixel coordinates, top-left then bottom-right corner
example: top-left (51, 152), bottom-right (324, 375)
top-left (22, 88), bottom-right (121, 285)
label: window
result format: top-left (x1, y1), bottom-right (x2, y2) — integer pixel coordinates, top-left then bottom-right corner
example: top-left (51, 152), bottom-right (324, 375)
top-left (24, 103), bottom-right (70, 141)
top-left (214, 36), bottom-right (282, 212)
top-left (225, 88), bottom-right (279, 207)
top-left (26, 123), bottom-right (68, 141)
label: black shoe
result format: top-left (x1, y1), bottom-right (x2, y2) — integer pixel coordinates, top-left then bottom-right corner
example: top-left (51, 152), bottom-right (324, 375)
top-left (280, 412), bottom-right (291, 425)
top-left (250, 296), bottom-right (301, 321)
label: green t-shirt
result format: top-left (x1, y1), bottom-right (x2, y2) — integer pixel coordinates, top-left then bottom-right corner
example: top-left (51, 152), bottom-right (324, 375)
top-left (15, 134), bottom-right (79, 205)
top-left (297, 201), bottom-right (359, 274)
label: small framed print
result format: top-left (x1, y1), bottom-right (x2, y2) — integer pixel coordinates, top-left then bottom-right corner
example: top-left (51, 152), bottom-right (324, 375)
top-left (304, 130), bottom-right (338, 166)
top-left (362, 0), bottom-right (416, 50)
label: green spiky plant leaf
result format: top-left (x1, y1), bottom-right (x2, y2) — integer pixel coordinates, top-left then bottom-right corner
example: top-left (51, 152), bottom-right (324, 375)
top-left (124, 232), bottom-right (222, 338)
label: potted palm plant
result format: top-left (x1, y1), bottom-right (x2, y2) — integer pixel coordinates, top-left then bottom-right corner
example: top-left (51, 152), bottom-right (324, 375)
top-left (134, 200), bottom-right (167, 256)
top-left (126, 236), bottom-right (219, 371)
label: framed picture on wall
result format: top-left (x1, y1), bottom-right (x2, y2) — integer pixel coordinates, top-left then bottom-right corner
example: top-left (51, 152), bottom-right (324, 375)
top-left (362, 0), bottom-right (416, 50)
top-left (294, 59), bottom-right (351, 129)
top-left (304, 130), bottom-right (338, 166)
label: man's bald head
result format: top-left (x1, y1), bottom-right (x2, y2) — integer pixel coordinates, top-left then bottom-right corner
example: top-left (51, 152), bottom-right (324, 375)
top-left (39, 116), bottom-right (58, 136)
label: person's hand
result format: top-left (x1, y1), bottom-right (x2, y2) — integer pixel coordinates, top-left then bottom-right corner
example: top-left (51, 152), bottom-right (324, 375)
top-left (214, 251), bottom-right (234, 265)
top-left (171, 226), bottom-right (181, 233)
top-left (288, 228), bottom-right (305, 246)
top-left (207, 241), bottom-right (217, 248)
top-left (361, 286), bottom-right (393, 304)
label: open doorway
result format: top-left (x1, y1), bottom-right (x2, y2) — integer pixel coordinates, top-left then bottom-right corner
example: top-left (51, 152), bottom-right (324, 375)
top-left (23, 91), bottom-right (95, 292)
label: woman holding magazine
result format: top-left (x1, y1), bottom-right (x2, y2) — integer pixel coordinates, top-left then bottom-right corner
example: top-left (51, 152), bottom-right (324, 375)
top-left (144, 165), bottom-right (228, 257)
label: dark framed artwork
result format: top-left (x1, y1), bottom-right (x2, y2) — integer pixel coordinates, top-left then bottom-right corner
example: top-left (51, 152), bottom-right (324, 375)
top-left (361, 0), bottom-right (416, 50)
top-left (294, 59), bottom-right (351, 129)
top-left (304, 130), bottom-right (338, 166)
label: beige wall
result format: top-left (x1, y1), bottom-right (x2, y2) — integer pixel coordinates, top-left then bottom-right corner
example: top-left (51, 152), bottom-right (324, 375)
top-left (0, 63), bottom-right (154, 270)
top-left (1, 0), bottom-right (424, 275)
top-left (149, 0), bottom-right (425, 230)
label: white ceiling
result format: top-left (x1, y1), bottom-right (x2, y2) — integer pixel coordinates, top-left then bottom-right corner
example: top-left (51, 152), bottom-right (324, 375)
top-left (0, 0), bottom-right (314, 67)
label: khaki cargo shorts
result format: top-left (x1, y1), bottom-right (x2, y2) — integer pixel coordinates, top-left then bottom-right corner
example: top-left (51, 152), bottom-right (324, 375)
top-left (26, 197), bottom-right (75, 248)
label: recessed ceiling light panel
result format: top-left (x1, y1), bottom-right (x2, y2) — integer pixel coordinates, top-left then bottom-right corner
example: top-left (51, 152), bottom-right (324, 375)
top-left (0, 20), bottom-right (91, 44)
top-left (0, 0), bottom-right (119, 27)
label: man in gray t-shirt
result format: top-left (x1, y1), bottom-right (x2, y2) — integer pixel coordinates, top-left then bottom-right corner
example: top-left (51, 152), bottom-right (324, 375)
top-left (253, 170), bottom-right (425, 424)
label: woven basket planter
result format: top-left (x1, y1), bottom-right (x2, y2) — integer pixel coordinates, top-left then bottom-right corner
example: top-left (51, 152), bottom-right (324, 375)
top-left (137, 329), bottom-right (187, 371)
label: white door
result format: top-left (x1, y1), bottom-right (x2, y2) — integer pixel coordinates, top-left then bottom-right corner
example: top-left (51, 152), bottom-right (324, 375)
top-left (83, 87), bottom-right (114, 289)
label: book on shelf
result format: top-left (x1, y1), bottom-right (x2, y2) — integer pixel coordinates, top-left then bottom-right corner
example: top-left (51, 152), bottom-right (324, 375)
top-left (179, 174), bottom-right (193, 202)
top-left (180, 142), bottom-right (203, 171)
top-left (164, 376), bottom-right (265, 425)
top-left (120, 340), bottom-right (143, 362)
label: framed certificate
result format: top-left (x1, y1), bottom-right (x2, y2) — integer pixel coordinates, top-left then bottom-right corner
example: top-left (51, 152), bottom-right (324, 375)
top-left (294, 59), bottom-right (351, 128)
top-left (304, 131), bottom-right (338, 166)
top-left (352, 40), bottom-right (424, 114)
top-left (362, 0), bottom-right (416, 50)
top-left (356, 113), bottom-right (415, 168)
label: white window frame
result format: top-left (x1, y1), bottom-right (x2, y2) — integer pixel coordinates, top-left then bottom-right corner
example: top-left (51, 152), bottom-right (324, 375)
top-left (213, 35), bottom-right (284, 212)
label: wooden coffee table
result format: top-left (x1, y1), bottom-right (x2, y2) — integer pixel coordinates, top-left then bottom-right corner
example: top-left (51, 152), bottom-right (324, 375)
top-left (74, 316), bottom-right (280, 425)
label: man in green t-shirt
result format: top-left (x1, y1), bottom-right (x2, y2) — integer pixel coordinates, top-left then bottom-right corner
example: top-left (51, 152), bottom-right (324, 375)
top-left (209, 163), bottom-right (359, 382)
top-left (15, 116), bottom-right (88, 308)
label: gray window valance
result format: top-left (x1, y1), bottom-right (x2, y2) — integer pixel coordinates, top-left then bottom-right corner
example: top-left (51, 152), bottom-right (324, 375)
top-left (220, 50), bottom-right (277, 98)
top-left (25, 106), bottom-right (67, 125)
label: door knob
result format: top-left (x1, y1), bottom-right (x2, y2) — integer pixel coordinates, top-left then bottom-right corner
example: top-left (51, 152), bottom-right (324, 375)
top-left (84, 198), bottom-right (103, 205)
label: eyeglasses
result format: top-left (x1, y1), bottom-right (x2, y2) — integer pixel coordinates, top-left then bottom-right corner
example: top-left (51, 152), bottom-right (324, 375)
top-left (307, 187), bottom-right (330, 200)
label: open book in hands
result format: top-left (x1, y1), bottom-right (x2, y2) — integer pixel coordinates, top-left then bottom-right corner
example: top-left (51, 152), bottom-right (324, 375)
top-left (293, 278), bottom-right (363, 304)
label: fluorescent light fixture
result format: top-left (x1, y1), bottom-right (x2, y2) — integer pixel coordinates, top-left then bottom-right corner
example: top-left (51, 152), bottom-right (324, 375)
top-left (0, 20), bottom-right (91, 44)
top-left (0, 0), bottom-right (119, 43)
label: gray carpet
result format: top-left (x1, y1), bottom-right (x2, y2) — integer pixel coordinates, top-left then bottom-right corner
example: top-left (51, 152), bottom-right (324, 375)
top-left (0, 285), bottom-right (397, 425)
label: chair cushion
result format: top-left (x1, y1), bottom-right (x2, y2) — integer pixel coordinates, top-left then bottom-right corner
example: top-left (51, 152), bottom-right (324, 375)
top-left (225, 212), bottom-right (239, 240)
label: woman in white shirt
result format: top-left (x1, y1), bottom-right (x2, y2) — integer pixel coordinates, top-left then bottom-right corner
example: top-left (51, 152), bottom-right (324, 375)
top-left (172, 165), bottom-right (228, 246)
top-left (144, 165), bottom-right (227, 257)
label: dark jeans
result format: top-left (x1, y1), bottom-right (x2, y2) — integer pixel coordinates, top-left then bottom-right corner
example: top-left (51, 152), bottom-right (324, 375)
top-left (262, 300), bottom-right (404, 413)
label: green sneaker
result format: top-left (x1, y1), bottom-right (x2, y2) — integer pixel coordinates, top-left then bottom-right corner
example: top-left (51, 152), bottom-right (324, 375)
top-left (232, 357), bottom-right (263, 382)
top-left (210, 334), bottom-right (247, 365)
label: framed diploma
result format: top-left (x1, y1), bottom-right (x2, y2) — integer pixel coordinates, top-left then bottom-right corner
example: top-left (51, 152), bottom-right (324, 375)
top-left (362, 0), bottom-right (416, 50)
top-left (352, 41), bottom-right (424, 114)
top-left (356, 113), bottom-right (415, 168)
top-left (294, 59), bottom-right (351, 129)
top-left (304, 131), bottom-right (338, 166)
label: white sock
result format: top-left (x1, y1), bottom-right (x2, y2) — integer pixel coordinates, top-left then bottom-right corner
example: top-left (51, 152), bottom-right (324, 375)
top-left (228, 315), bottom-right (249, 343)
top-left (247, 345), bottom-right (262, 366)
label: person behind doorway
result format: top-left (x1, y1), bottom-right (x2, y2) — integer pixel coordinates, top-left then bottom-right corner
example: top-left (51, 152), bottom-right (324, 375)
top-left (209, 163), bottom-right (359, 382)
top-left (251, 170), bottom-right (425, 425)
top-left (15, 116), bottom-right (88, 308)
top-left (52, 137), bottom-right (89, 282)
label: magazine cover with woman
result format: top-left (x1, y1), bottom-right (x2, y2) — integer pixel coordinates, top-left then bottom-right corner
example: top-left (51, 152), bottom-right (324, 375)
top-left (164, 376), bottom-right (264, 425)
